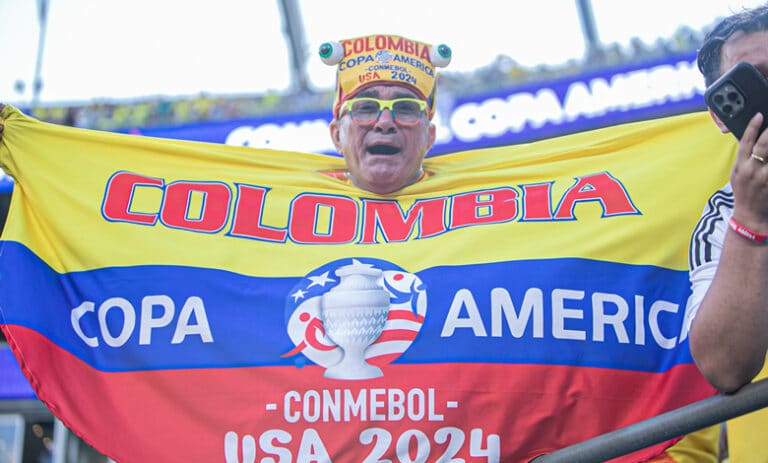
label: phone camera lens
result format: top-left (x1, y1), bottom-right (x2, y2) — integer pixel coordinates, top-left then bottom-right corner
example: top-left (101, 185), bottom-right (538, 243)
top-left (714, 94), bottom-right (725, 104)
top-left (727, 91), bottom-right (742, 103)
top-left (723, 104), bottom-right (734, 114)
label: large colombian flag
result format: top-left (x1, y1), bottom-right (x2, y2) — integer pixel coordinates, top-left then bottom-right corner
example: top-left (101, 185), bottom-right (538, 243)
top-left (0, 104), bottom-right (735, 462)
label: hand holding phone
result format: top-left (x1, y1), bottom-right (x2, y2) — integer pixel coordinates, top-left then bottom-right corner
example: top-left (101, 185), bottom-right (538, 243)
top-left (704, 61), bottom-right (768, 139)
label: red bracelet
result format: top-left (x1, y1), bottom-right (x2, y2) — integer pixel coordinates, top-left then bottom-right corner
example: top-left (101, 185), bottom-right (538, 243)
top-left (728, 216), bottom-right (768, 244)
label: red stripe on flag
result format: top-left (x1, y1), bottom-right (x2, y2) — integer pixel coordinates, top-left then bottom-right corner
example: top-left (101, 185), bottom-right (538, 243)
top-left (2, 324), bottom-right (717, 463)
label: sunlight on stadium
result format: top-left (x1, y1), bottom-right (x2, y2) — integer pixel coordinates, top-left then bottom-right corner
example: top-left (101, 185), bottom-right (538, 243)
top-left (2, 1), bottom-right (768, 462)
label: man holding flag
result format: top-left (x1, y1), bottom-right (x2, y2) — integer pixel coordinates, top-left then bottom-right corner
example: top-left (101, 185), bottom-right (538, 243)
top-left (0, 33), bottom-right (731, 462)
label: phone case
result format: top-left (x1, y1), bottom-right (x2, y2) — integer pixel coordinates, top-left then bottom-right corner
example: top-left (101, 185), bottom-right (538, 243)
top-left (704, 61), bottom-right (768, 139)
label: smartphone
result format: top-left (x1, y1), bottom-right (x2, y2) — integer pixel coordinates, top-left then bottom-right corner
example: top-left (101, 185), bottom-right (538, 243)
top-left (704, 61), bottom-right (768, 140)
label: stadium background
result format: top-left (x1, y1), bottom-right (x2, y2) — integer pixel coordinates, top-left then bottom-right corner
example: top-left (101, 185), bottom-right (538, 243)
top-left (0, 1), bottom-right (740, 461)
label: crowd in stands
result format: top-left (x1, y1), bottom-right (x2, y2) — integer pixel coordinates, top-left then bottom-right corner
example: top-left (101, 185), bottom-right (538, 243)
top-left (23, 24), bottom-right (705, 132)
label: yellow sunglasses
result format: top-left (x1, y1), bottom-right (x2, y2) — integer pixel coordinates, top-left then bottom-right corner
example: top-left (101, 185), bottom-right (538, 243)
top-left (343, 97), bottom-right (428, 126)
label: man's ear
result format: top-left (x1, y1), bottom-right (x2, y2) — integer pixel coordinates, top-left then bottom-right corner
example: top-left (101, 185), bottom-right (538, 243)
top-left (708, 107), bottom-right (731, 134)
top-left (329, 119), bottom-right (343, 152)
top-left (425, 122), bottom-right (436, 152)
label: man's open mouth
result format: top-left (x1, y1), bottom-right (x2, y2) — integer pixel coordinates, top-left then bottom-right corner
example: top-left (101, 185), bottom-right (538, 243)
top-left (367, 144), bottom-right (401, 155)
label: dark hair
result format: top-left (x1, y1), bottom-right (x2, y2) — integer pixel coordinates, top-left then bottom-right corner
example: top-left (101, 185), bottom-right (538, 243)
top-left (698, 4), bottom-right (768, 87)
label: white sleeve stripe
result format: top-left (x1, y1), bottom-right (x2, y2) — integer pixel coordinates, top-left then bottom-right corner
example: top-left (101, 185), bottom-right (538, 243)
top-left (689, 188), bottom-right (733, 269)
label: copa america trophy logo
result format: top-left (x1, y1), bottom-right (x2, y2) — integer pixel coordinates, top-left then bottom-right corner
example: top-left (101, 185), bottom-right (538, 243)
top-left (321, 261), bottom-right (390, 379)
top-left (282, 258), bottom-right (427, 380)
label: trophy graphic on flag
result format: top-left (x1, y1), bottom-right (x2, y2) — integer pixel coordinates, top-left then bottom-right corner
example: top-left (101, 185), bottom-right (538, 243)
top-left (321, 260), bottom-right (391, 379)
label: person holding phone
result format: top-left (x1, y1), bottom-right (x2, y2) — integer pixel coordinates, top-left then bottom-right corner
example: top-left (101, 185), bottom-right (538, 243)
top-left (689, 5), bottom-right (768, 461)
top-left (691, 4), bottom-right (768, 393)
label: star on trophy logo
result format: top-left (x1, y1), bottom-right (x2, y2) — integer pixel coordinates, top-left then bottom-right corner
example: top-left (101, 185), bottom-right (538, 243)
top-left (282, 258), bottom-right (427, 380)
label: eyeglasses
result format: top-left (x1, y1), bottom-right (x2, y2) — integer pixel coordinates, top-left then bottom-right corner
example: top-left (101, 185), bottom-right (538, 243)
top-left (342, 97), bottom-right (428, 127)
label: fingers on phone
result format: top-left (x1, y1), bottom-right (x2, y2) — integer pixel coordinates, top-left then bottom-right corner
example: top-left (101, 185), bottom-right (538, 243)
top-left (744, 113), bottom-right (765, 144)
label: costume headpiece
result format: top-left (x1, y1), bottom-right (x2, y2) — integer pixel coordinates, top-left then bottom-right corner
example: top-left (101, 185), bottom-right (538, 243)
top-left (319, 34), bottom-right (451, 120)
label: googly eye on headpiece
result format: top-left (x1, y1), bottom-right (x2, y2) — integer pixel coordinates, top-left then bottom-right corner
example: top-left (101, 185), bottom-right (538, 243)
top-left (318, 41), bottom-right (345, 65)
top-left (430, 44), bottom-right (452, 68)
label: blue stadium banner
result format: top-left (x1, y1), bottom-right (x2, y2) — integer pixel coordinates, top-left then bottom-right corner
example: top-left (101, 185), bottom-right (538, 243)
top-left (127, 52), bottom-right (705, 156)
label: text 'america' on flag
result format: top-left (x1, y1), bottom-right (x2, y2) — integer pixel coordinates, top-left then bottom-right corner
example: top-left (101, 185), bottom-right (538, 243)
top-left (0, 104), bottom-right (735, 462)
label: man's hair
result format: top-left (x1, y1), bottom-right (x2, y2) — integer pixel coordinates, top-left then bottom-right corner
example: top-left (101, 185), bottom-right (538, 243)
top-left (698, 4), bottom-right (768, 87)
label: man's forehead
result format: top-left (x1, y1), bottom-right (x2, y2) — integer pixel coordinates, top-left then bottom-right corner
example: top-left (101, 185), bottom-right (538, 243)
top-left (720, 30), bottom-right (768, 70)
top-left (355, 85), bottom-right (421, 100)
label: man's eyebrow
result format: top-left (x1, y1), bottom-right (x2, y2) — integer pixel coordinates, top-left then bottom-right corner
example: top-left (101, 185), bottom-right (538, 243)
top-left (356, 89), bottom-right (380, 98)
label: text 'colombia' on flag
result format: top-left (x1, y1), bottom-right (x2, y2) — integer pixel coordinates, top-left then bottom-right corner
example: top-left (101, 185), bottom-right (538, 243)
top-left (0, 104), bottom-right (735, 462)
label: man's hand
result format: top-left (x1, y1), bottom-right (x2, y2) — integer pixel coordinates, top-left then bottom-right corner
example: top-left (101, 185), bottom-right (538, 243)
top-left (692, 111), bottom-right (768, 391)
top-left (732, 112), bottom-right (768, 231)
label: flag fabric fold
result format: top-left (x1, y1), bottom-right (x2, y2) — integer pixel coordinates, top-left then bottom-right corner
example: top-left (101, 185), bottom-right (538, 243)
top-left (0, 105), bottom-right (734, 462)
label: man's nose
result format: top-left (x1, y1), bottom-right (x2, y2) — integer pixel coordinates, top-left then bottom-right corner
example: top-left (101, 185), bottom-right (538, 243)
top-left (374, 109), bottom-right (397, 132)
